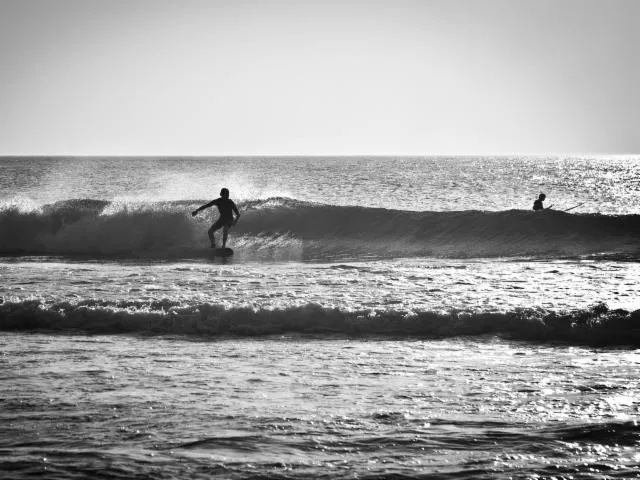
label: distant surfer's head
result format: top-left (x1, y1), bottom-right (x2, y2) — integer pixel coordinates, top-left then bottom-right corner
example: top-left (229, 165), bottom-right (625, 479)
top-left (220, 188), bottom-right (230, 198)
top-left (538, 193), bottom-right (546, 200)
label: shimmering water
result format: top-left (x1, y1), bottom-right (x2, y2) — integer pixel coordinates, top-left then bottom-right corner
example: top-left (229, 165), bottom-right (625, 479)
top-left (2, 155), bottom-right (639, 213)
top-left (2, 334), bottom-right (639, 479)
top-left (2, 258), bottom-right (639, 313)
top-left (1, 334), bottom-right (640, 478)
top-left (1, 156), bottom-right (640, 478)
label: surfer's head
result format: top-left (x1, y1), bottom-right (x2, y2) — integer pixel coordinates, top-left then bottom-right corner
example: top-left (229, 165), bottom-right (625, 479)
top-left (220, 188), bottom-right (229, 198)
top-left (538, 193), bottom-right (546, 201)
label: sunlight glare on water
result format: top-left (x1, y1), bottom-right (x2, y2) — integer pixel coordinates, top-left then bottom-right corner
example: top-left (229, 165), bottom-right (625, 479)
top-left (2, 156), bottom-right (639, 213)
top-left (1, 334), bottom-right (638, 479)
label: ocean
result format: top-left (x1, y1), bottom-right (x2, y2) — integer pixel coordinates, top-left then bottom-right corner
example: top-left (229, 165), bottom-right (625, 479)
top-left (1, 156), bottom-right (639, 479)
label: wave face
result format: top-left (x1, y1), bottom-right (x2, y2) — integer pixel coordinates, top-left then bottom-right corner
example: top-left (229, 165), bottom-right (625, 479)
top-left (1, 197), bottom-right (639, 259)
top-left (1, 299), bottom-right (639, 346)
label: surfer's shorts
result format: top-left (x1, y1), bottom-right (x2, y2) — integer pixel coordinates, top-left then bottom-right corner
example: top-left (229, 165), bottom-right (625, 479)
top-left (210, 218), bottom-right (233, 230)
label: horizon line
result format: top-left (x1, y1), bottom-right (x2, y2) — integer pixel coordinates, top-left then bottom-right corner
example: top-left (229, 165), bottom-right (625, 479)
top-left (1, 153), bottom-right (638, 158)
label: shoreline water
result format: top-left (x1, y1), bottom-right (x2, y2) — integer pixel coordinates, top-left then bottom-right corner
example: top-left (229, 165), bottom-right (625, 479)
top-left (2, 332), bottom-right (639, 479)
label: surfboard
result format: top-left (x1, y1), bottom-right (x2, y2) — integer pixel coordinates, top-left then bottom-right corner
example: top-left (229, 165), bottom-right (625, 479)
top-left (563, 203), bottom-right (584, 212)
top-left (211, 247), bottom-right (234, 257)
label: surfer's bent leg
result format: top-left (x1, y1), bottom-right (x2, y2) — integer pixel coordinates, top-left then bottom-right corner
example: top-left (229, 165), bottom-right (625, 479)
top-left (219, 218), bottom-right (235, 248)
top-left (208, 219), bottom-right (224, 248)
top-left (222, 226), bottom-right (230, 248)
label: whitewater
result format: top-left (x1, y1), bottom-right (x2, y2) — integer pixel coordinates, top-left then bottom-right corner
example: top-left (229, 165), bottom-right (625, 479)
top-left (1, 156), bottom-right (640, 479)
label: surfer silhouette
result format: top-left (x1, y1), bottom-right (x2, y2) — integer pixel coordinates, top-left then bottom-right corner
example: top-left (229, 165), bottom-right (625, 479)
top-left (533, 193), bottom-right (552, 211)
top-left (192, 188), bottom-right (240, 248)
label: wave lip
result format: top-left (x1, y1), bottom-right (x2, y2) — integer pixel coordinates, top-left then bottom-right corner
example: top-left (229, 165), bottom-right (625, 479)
top-left (1, 300), bottom-right (639, 347)
top-left (1, 197), bottom-right (640, 259)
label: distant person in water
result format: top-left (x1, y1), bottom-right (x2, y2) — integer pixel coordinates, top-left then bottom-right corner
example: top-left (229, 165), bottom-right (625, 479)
top-left (532, 193), bottom-right (552, 211)
top-left (192, 188), bottom-right (240, 248)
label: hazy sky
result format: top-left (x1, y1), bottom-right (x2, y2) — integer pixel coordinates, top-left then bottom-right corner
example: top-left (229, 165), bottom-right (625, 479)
top-left (1, 0), bottom-right (638, 155)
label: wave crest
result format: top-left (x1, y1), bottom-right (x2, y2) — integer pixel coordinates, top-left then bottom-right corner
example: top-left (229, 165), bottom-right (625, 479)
top-left (1, 197), bottom-right (639, 259)
top-left (1, 299), bottom-right (639, 346)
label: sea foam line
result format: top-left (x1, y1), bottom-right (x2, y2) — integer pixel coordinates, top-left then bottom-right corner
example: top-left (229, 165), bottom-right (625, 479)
top-left (1, 299), bottom-right (639, 346)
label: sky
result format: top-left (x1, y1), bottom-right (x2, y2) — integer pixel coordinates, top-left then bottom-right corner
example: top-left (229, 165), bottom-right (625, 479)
top-left (0, 0), bottom-right (638, 155)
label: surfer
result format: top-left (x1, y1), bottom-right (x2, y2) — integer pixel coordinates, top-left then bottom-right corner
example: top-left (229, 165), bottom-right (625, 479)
top-left (192, 188), bottom-right (240, 248)
top-left (533, 193), bottom-right (552, 211)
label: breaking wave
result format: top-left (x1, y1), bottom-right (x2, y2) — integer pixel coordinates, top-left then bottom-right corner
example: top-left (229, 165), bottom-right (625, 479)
top-left (1, 299), bottom-right (639, 347)
top-left (1, 197), bottom-right (639, 260)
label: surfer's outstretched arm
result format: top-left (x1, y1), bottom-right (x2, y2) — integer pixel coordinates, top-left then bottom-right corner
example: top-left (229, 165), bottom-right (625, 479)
top-left (192, 200), bottom-right (216, 217)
